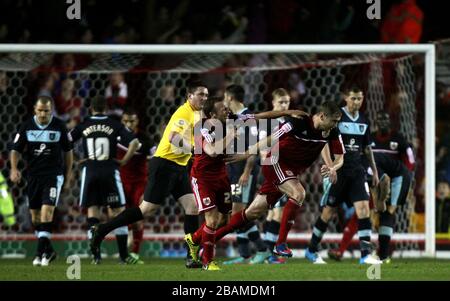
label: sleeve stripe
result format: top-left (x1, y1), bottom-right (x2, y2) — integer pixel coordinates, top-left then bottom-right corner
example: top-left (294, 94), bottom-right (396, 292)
top-left (406, 147), bottom-right (415, 164)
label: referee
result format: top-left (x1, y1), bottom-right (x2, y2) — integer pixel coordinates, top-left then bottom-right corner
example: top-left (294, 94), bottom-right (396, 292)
top-left (91, 81), bottom-right (207, 268)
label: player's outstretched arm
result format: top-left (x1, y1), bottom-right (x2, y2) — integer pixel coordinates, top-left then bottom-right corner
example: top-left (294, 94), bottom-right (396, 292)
top-left (234, 110), bottom-right (308, 122)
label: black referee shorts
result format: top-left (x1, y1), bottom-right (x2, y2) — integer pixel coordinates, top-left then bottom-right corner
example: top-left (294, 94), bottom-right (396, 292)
top-left (143, 157), bottom-right (192, 204)
top-left (26, 174), bottom-right (64, 210)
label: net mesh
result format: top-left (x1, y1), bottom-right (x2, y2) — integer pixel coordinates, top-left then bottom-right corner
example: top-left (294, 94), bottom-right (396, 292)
top-left (0, 51), bottom-right (425, 257)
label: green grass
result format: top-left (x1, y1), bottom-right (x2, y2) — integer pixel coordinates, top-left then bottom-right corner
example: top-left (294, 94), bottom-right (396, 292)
top-left (0, 258), bottom-right (449, 281)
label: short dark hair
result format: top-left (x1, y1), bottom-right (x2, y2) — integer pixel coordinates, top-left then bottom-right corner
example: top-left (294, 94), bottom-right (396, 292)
top-left (35, 95), bottom-right (53, 106)
top-left (343, 85), bottom-right (363, 95)
top-left (187, 80), bottom-right (207, 96)
top-left (203, 96), bottom-right (223, 118)
top-left (225, 84), bottom-right (245, 103)
top-left (318, 100), bottom-right (341, 117)
top-left (123, 107), bottom-right (139, 116)
top-left (90, 96), bottom-right (107, 112)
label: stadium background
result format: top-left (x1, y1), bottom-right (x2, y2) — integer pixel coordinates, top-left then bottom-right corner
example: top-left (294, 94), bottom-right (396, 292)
top-left (0, 0), bottom-right (449, 260)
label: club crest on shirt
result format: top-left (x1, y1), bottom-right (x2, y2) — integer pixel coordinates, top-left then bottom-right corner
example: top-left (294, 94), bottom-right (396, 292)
top-left (390, 141), bottom-right (398, 150)
top-left (49, 133), bottom-right (56, 141)
top-left (203, 197), bottom-right (211, 206)
top-left (359, 125), bottom-right (365, 133)
top-left (285, 170), bottom-right (294, 176)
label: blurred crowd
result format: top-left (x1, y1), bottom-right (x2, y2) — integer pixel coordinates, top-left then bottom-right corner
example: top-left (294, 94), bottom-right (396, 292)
top-left (0, 0), bottom-right (447, 45)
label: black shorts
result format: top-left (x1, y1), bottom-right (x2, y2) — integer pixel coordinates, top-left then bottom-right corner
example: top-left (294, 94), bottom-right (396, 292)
top-left (321, 168), bottom-right (370, 207)
top-left (26, 175), bottom-right (64, 210)
top-left (143, 157), bottom-right (192, 204)
top-left (227, 161), bottom-right (260, 205)
top-left (79, 166), bottom-right (125, 208)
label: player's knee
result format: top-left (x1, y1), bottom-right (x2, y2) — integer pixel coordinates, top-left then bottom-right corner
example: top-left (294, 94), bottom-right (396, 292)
top-left (272, 208), bottom-right (283, 222)
top-left (178, 194), bottom-right (198, 215)
top-left (387, 205), bottom-right (396, 215)
top-left (206, 219), bottom-right (219, 229)
top-left (321, 206), bottom-right (334, 222)
top-left (290, 187), bottom-right (305, 204)
top-left (139, 201), bottom-right (159, 217)
top-left (355, 205), bottom-right (370, 218)
top-left (245, 206), bottom-right (264, 221)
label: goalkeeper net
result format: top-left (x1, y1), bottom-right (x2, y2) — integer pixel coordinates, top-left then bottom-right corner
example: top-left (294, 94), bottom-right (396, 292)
top-left (0, 45), bottom-right (434, 258)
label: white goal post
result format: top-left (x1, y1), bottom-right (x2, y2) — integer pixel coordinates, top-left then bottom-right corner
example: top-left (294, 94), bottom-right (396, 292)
top-left (0, 44), bottom-right (436, 257)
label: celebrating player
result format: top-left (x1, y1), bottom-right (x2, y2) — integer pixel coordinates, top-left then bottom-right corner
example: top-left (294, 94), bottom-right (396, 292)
top-left (185, 96), bottom-right (308, 270)
top-left (211, 101), bottom-right (344, 250)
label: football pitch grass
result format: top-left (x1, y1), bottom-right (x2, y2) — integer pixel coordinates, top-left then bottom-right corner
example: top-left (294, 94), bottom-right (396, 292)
top-left (0, 258), bottom-right (449, 281)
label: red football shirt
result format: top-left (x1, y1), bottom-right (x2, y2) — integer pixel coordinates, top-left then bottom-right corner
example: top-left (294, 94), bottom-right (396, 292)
top-left (269, 116), bottom-right (345, 167)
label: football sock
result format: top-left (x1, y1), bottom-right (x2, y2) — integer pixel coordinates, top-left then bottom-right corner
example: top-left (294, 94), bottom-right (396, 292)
top-left (33, 223), bottom-right (42, 256)
top-left (114, 226), bottom-right (129, 261)
top-left (215, 210), bottom-right (248, 242)
top-left (40, 222), bottom-right (54, 254)
top-left (358, 217), bottom-right (372, 258)
top-left (247, 224), bottom-right (267, 252)
top-left (132, 228), bottom-right (144, 254)
top-left (87, 217), bottom-right (100, 240)
top-left (308, 217), bottom-right (328, 253)
top-left (264, 220), bottom-right (280, 253)
top-left (339, 213), bottom-right (358, 254)
top-left (379, 211), bottom-right (395, 260)
top-left (236, 230), bottom-right (251, 258)
top-left (277, 199), bottom-right (300, 245)
top-left (97, 207), bottom-right (143, 237)
top-left (193, 222), bottom-right (206, 245)
top-left (201, 225), bottom-right (216, 265)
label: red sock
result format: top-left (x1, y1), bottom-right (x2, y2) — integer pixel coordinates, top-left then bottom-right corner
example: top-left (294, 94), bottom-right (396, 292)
top-left (276, 199), bottom-right (300, 245)
top-left (339, 213), bottom-right (358, 254)
top-left (192, 222), bottom-right (205, 244)
top-left (201, 225), bottom-right (216, 265)
top-left (215, 210), bottom-right (248, 242)
top-left (132, 228), bottom-right (144, 254)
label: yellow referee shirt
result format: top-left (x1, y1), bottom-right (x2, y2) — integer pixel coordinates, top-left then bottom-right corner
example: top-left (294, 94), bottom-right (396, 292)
top-left (154, 101), bottom-right (200, 166)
